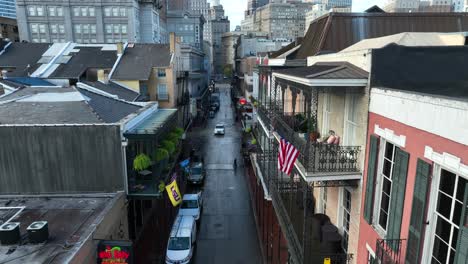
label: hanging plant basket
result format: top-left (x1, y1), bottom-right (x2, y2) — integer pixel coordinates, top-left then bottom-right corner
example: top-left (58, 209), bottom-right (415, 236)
top-left (133, 154), bottom-right (152, 171)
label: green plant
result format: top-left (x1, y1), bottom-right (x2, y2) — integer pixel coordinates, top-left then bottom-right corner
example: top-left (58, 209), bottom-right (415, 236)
top-left (153, 148), bottom-right (169, 162)
top-left (173, 127), bottom-right (184, 137)
top-left (133, 154), bottom-right (152, 171)
top-left (251, 138), bottom-right (257, 145)
top-left (244, 127), bottom-right (252, 133)
top-left (253, 101), bottom-right (259, 107)
top-left (162, 140), bottom-right (176, 155)
top-left (158, 181), bottom-right (165, 193)
top-left (166, 132), bottom-right (179, 145)
top-left (297, 116), bottom-right (316, 133)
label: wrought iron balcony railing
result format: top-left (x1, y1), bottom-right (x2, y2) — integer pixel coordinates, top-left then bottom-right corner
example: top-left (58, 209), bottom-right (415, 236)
top-left (273, 114), bottom-right (361, 175)
top-left (376, 239), bottom-right (406, 264)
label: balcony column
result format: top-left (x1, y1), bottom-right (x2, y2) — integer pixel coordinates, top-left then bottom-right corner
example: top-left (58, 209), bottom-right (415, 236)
top-left (281, 84), bottom-right (286, 115)
top-left (290, 86), bottom-right (298, 116)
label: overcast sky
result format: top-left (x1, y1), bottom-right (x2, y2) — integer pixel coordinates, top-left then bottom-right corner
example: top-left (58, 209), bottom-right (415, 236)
top-left (221, 0), bottom-right (388, 30)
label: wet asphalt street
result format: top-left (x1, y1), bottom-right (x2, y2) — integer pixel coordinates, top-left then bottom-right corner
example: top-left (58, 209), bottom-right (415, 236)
top-left (188, 83), bottom-right (262, 264)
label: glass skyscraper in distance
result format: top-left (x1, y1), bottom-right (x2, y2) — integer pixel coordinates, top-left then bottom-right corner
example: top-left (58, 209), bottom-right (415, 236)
top-left (0, 0), bottom-right (16, 18)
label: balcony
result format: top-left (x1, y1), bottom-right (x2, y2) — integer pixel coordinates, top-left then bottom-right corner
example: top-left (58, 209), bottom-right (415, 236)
top-left (376, 239), bottom-right (406, 264)
top-left (124, 109), bottom-right (183, 197)
top-left (273, 112), bottom-right (361, 179)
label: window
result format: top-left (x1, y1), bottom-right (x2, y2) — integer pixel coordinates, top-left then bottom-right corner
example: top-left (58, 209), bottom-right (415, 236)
top-left (28, 6), bottom-right (36, 16)
top-left (344, 91), bottom-right (358, 145)
top-left (112, 7), bottom-right (119, 16)
top-left (341, 188), bottom-right (352, 253)
top-left (105, 25), bottom-right (112, 34)
top-left (57, 7), bottom-right (63, 16)
top-left (50, 24), bottom-right (57, 33)
top-left (157, 69), bottom-right (166, 77)
top-left (320, 187), bottom-right (327, 214)
top-left (73, 7), bottom-right (80, 16)
top-left (322, 92), bottom-right (331, 136)
top-left (158, 84), bottom-right (168, 100)
top-left (30, 24), bottom-right (38, 33)
top-left (121, 25), bottom-right (127, 34)
top-left (59, 25), bottom-right (65, 34)
top-left (367, 250), bottom-right (376, 264)
top-left (81, 7), bottom-right (87, 16)
top-left (104, 7), bottom-right (111, 17)
top-left (39, 24), bottom-right (46, 33)
top-left (429, 169), bottom-right (467, 264)
top-left (120, 7), bottom-right (126, 16)
top-left (376, 141), bottom-right (396, 232)
top-left (89, 7), bottom-right (95, 16)
top-left (74, 25), bottom-right (81, 34)
top-left (36, 6), bottom-right (44, 16)
top-left (48, 6), bottom-right (56, 16)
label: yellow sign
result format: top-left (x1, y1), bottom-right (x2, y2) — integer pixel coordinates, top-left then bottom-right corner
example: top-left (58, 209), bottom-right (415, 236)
top-left (165, 180), bottom-right (182, 207)
top-left (324, 258), bottom-right (331, 264)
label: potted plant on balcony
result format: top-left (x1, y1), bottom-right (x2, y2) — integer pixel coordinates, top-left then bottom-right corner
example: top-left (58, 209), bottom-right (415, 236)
top-left (133, 153), bottom-right (152, 172)
top-left (153, 148), bottom-right (169, 178)
top-left (295, 116), bottom-right (320, 142)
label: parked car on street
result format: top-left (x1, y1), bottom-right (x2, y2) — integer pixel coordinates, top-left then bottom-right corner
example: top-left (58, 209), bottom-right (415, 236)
top-left (214, 124), bottom-right (225, 135)
top-left (166, 215), bottom-right (197, 264)
top-left (179, 193), bottom-right (203, 222)
top-left (187, 162), bottom-right (205, 185)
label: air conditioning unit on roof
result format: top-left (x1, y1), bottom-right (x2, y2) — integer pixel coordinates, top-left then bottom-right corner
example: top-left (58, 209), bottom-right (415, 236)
top-left (0, 222), bottom-right (20, 245)
top-left (27, 221), bottom-right (49, 243)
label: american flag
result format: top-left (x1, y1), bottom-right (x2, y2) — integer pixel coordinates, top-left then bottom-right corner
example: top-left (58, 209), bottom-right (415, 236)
top-left (278, 138), bottom-right (299, 175)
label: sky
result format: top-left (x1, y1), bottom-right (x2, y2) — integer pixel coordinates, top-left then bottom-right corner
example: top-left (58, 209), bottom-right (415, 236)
top-left (221, 0), bottom-right (387, 31)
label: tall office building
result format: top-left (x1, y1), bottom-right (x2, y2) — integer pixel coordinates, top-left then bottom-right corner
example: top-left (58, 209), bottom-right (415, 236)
top-left (0, 0), bottom-right (16, 18)
top-left (205, 3), bottom-right (229, 77)
top-left (247, 0), bottom-right (269, 13)
top-left (16, 0), bottom-right (168, 43)
top-left (321, 0), bottom-right (352, 9)
top-left (242, 1), bottom-right (314, 41)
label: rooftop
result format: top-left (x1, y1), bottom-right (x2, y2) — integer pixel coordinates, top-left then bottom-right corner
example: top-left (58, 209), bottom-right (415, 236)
top-left (125, 108), bottom-right (178, 136)
top-left (79, 81), bottom-right (141, 102)
top-left (0, 86), bottom-right (142, 124)
top-left (0, 194), bottom-right (122, 264)
top-left (275, 62), bottom-right (369, 80)
top-left (48, 47), bottom-right (117, 79)
top-left (371, 44), bottom-right (468, 100)
top-left (295, 12), bottom-right (468, 59)
top-left (0, 43), bottom-right (50, 77)
top-left (112, 44), bottom-right (172, 81)
top-left (341, 32), bottom-right (466, 52)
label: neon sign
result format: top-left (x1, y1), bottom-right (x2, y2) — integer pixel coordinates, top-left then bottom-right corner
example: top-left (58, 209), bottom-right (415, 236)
top-left (97, 241), bottom-right (133, 264)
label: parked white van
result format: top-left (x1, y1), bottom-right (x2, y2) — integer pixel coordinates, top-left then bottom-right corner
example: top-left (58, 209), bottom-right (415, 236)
top-left (166, 215), bottom-right (197, 264)
top-left (179, 193), bottom-right (203, 222)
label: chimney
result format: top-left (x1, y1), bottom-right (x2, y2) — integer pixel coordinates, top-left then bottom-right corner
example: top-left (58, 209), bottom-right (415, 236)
top-left (116, 42), bottom-right (124, 56)
top-left (170, 32), bottom-right (176, 53)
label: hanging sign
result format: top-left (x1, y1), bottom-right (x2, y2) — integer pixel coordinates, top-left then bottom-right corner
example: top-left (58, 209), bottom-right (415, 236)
top-left (97, 240), bottom-right (133, 264)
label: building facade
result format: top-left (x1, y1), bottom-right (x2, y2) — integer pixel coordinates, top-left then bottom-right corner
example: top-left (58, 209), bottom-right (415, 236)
top-left (0, 17), bottom-right (19, 41)
top-left (357, 45), bottom-right (468, 264)
top-left (205, 3), bottom-right (229, 77)
top-left (242, 2), bottom-right (314, 41)
top-left (304, 4), bottom-right (351, 34)
top-left (0, 0), bottom-right (16, 19)
top-left (16, 0), bottom-right (168, 43)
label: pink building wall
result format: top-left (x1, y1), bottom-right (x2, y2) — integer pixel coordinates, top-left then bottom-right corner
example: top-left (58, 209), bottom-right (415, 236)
top-left (357, 112), bottom-right (468, 263)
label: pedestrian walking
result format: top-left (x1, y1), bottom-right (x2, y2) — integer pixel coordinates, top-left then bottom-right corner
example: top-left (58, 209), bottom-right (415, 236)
top-left (233, 158), bottom-right (237, 170)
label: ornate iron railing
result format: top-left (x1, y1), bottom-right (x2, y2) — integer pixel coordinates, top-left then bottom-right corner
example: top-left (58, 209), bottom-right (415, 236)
top-left (270, 182), bottom-right (304, 264)
top-left (273, 115), bottom-right (361, 174)
top-left (376, 239), bottom-right (406, 264)
top-left (257, 106), bottom-right (272, 128)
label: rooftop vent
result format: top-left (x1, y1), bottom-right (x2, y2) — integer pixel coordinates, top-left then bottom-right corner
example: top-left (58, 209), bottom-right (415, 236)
top-left (27, 221), bottom-right (48, 244)
top-left (0, 222), bottom-right (20, 245)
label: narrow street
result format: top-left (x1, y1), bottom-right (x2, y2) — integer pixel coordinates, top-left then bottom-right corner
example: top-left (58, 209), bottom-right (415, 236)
top-left (187, 83), bottom-right (262, 264)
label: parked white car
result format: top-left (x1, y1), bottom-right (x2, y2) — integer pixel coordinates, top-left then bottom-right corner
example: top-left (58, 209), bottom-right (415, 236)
top-left (166, 215), bottom-right (197, 264)
top-left (179, 193), bottom-right (203, 222)
top-left (214, 124), bottom-right (225, 135)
